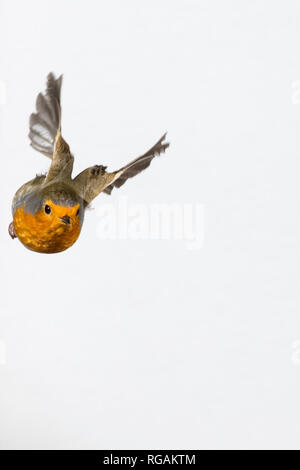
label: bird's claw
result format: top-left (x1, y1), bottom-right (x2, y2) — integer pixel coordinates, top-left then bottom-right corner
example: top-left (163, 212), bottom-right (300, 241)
top-left (91, 165), bottom-right (107, 177)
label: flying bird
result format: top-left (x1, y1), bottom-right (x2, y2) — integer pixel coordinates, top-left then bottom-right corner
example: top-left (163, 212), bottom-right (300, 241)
top-left (9, 73), bottom-right (169, 253)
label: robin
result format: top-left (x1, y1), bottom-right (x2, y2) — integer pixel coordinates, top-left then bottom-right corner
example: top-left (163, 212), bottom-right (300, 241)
top-left (9, 73), bottom-right (169, 253)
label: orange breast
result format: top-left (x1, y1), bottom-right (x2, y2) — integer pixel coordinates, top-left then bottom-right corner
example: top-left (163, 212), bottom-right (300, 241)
top-left (13, 204), bottom-right (82, 254)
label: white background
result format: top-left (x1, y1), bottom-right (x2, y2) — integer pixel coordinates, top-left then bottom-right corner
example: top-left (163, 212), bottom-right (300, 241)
top-left (1, 0), bottom-right (300, 450)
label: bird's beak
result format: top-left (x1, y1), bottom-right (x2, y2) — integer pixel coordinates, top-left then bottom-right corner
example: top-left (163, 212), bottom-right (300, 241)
top-left (59, 215), bottom-right (71, 225)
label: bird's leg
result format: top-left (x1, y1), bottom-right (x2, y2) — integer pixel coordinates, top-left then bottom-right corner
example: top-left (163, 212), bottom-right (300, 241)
top-left (8, 221), bottom-right (17, 239)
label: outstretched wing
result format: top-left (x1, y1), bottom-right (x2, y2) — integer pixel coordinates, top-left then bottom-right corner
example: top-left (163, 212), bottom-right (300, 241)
top-left (103, 133), bottom-right (169, 195)
top-left (72, 133), bottom-right (170, 205)
top-left (29, 73), bottom-right (63, 158)
top-left (29, 73), bottom-right (74, 183)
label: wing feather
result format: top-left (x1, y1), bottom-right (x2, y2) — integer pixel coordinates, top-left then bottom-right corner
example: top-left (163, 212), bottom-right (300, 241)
top-left (72, 133), bottom-right (170, 204)
top-left (28, 73), bottom-right (63, 158)
top-left (103, 133), bottom-right (169, 195)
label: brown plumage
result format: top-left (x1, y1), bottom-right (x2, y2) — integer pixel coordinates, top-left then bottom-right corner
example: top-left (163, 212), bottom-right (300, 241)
top-left (9, 73), bottom-right (170, 253)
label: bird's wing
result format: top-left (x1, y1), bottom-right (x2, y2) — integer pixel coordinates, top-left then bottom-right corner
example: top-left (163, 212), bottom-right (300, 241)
top-left (72, 133), bottom-right (170, 205)
top-left (29, 73), bottom-right (62, 158)
top-left (29, 73), bottom-right (74, 183)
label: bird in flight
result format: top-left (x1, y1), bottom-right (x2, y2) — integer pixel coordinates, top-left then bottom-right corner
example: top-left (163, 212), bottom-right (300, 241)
top-left (9, 73), bottom-right (169, 253)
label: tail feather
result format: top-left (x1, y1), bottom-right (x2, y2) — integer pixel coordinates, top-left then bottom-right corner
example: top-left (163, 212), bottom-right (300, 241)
top-left (29, 73), bottom-right (63, 158)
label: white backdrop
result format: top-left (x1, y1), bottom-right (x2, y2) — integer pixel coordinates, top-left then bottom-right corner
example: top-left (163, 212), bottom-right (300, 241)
top-left (1, 0), bottom-right (300, 450)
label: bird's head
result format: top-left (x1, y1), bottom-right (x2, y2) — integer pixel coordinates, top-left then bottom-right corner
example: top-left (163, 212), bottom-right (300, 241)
top-left (12, 184), bottom-right (85, 253)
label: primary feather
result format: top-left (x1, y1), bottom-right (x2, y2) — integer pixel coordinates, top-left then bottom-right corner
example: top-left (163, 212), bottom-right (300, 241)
top-left (29, 73), bottom-right (62, 158)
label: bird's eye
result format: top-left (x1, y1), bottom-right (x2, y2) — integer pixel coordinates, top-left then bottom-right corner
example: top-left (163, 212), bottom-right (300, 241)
top-left (45, 204), bottom-right (51, 214)
top-left (76, 208), bottom-right (80, 216)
